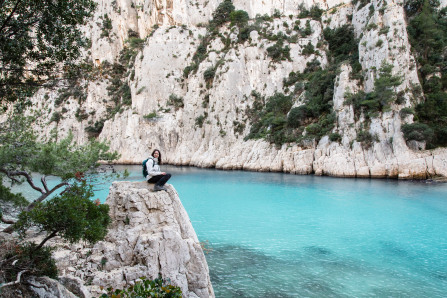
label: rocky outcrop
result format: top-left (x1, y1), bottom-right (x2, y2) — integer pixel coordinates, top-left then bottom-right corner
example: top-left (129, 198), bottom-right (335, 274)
top-left (54, 182), bottom-right (214, 298)
top-left (30, 0), bottom-right (447, 179)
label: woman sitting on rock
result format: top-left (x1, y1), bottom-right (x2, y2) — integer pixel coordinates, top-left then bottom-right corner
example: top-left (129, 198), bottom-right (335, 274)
top-left (145, 149), bottom-right (171, 191)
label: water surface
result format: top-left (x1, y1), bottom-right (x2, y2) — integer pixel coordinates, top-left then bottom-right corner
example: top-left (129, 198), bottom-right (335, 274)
top-left (12, 165), bottom-right (447, 297)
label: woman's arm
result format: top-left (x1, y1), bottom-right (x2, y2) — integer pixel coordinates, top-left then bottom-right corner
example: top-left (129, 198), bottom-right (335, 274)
top-left (146, 159), bottom-right (162, 177)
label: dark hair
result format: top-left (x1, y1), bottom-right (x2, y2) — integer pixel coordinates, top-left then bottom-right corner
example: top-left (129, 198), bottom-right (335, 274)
top-left (151, 149), bottom-right (162, 165)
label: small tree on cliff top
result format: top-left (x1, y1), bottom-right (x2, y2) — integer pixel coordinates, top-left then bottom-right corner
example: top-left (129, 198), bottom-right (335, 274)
top-left (0, 114), bottom-right (119, 291)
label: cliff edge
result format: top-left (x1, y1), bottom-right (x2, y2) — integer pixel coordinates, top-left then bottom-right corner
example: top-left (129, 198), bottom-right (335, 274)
top-left (55, 181), bottom-right (214, 298)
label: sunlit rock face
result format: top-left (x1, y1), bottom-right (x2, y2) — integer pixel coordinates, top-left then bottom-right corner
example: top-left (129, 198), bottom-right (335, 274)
top-left (54, 182), bottom-right (214, 298)
top-left (32, 0), bottom-right (447, 179)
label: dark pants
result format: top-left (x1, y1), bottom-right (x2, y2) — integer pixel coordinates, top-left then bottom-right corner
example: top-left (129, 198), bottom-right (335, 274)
top-left (148, 173), bottom-right (171, 186)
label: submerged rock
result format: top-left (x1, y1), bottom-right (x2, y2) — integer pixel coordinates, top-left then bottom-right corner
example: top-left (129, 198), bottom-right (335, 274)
top-left (54, 181), bottom-right (214, 298)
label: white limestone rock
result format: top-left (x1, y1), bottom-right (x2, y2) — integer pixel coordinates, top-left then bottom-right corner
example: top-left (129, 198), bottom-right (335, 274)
top-left (55, 181), bottom-right (214, 298)
top-left (25, 0), bottom-right (447, 180)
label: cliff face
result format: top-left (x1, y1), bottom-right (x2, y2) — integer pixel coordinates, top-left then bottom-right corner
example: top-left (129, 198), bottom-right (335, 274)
top-left (54, 182), bottom-right (214, 298)
top-left (31, 0), bottom-right (447, 179)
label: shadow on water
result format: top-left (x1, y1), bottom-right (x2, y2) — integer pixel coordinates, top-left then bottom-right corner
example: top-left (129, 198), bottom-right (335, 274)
top-left (206, 244), bottom-right (353, 298)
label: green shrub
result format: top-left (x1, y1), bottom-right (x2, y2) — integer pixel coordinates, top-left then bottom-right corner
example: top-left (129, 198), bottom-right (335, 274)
top-left (3, 243), bottom-right (58, 283)
top-left (85, 119), bottom-right (106, 135)
top-left (230, 10), bottom-right (249, 27)
top-left (100, 14), bottom-right (113, 38)
top-left (329, 132), bottom-right (342, 142)
top-left (266, 40), bottom-right (291, 62)
top-left (401, 123), bottom-right (435, 143)
top-left (15, 182), bottom-right (111, 245)
top-left (195, 113), bottom-right (208, 128)
top-left (167, 94), bottom-right (184, 109)
top-left (143, 111), bottom-right (158, 120)
top-left (323, 25), bottom-right (359, 65)
top-left (300, 20), bottom-right (313, 36)
top-left (298, 4), bottom-right (323, 20)
top-left (399, 107), bottom-right (414, 117)
top-left (301, 42), bottom-right (315, 56)
top-left (287, 106), bottom-right (310, 128)
top-left (50, 112), bottom-right (62, 123)
top-left (404, 0), bottom-right (447, 148)
top-left (99, 275), bottom-right (182, 298)
top-left (356, 130), bottom-right (375, 148)
top-left (211, 0), bottom-right (235, 27)
top-left (203, 67), bottom-right (216, 81)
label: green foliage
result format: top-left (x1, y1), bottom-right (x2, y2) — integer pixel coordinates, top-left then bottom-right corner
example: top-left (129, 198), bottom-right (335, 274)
top-left (405, 0), bottom-right (447, 148)
top-left (167, 94), bottom-right (184, 109)
top-left (0, 0), bottom-right (97, 104)
top-left (230, 10), bottom-right (249, 27)
top-left (246, 93), bottom-right (293, 144)
top-left (329, 132), bottom-right (342, 142)
top-left (210, 0), bottom-right (235, 28)
top-left (301, 42), bottom-right (315, 56)
top-left (304, 113), bottom-right (336, 140)
top-left (298, 4), bottom-right (324, 20)
top-left (100, 275), bottom-right (182, 297)
top-left (203, 67), bottom-right (216, 81)
top-left (345, 62), bottom-right (403, 120)
top-left (2, 242), bottom-right (58, 282)
top-left (402, 123), bottom-right (435, 143)
top-left (100, 14), bottom-right (113, 38)
top-left (356, 130), bottom-right (377, 148)
top-left (266, 40), bottom-right (291, 62)
top-left (195, 113), bottom-right (208, 128)
top-left (399, 107), bottom-right (415, 118)
top-left (0, 180), bottom-right (28, 207)
top-left (15, 182), bottom-right (110, 245)
top-left (247, 57), bottom-right (339, 145)
top-left (144, 112), bottom-right (158, 120)
top-left (75, 108), bottom-right (89, 122)
top-left (50, 112), bottom-right (62, 123)
top-left (85, 119), bottom-right (106, 136)
top-left (300, 20), bottom-right (313, 36)
top-left (323, 25), bottom-right (359, 67)
top-left (0, 115), bottom-right (118, 181)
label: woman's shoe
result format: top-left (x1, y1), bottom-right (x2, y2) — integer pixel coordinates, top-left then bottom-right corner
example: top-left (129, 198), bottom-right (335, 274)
top-left (153, 185), bottom-right (164, 192)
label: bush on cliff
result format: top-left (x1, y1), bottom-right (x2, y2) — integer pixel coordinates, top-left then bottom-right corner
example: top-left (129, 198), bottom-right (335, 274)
top-left (0, 115), bottom-right (119, 293)
top-left (405, 0), bottom-right (447, 148)
top-left (100, 275), bottom-right (182, 298)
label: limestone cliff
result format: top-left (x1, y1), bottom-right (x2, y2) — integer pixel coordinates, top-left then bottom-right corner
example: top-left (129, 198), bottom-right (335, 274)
top-left (54, 182), bottom-right (214, 298)
top-left (31, 0), bottom-right (447, 179)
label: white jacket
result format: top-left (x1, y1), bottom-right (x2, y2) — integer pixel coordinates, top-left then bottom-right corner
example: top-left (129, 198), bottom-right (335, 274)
top-left (146, 157), bottom-right (162, 180)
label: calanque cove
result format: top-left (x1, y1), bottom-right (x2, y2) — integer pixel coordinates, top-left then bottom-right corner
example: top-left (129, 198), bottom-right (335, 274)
top-left (1, 0), bottom-right (447, 296)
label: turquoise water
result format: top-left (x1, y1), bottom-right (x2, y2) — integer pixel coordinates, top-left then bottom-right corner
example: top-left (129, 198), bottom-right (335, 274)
top-left (11, 165), bottom-right (447, 297)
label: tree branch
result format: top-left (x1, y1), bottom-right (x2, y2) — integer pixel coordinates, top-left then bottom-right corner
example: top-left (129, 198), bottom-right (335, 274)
top-left (2, 181), bottom-right (68, 233)
top-left (0, 0), bottom-right (22, 33)
top-left (0, 270), bottom-right (28, 289)
top-left (41, 175), bottom-right (49, 193)
top-left (34, 230), bottom-right (57, 251)
top-left (25, 182), bottom-right (69, 211)
top-left (0, 168), bottom-right (44, 194)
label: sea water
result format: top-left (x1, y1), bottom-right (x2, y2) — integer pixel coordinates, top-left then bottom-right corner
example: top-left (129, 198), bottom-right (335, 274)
top-left (10, 165), bottom-right (447, 297)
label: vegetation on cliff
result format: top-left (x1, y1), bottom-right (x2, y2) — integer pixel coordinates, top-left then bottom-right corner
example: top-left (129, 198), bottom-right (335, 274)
top-left (404, 0), bottom-right (447, 148)
top-left (0, 115), bottom-right (117, 293)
